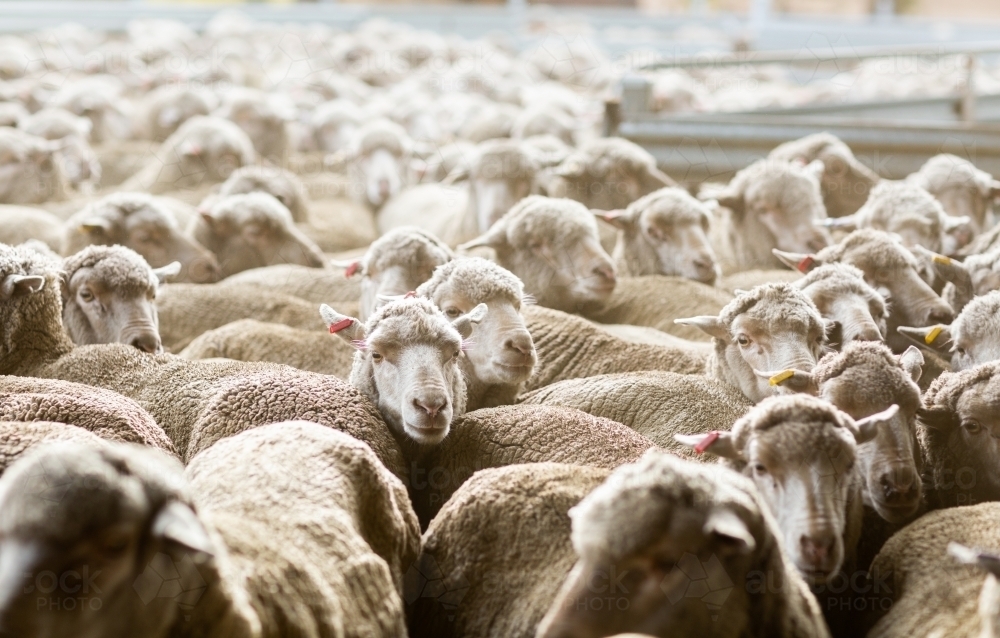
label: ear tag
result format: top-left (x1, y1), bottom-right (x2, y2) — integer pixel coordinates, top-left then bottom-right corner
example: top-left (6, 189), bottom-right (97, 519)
top-left (404, 291), bottom-right (417, 298)
top-left (925, 326), bottom-right (943, 345)
top-left (329, 318), bottom-right (353, 334)
top-left (932, 254), bottom-right (952, 266)
top-left (344, 261), bottom-right (360, 278)
top-left (769, 370), bottom-right (795, 386)
top-left (797, 256), bottom-right (815, 273)
top-left (695, 431), bottom-right (721, 455)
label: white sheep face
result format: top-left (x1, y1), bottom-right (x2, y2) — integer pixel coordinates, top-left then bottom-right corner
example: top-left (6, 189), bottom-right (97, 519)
top-left (358, 148), bottom-right (404, 208)
top-left (437, 293), bottom-right (535, 387)
top-left (801, 285), bottom-right (887, 345)
top-left (470, 177), bottom-right (532, 234)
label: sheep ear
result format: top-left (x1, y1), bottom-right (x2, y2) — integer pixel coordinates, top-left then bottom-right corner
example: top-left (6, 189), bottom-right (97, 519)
top-left (331, 259), bottom-right (363, 277)
top-left (703, 507), bottom-right (755, 555)
top-left (152, 501), bottom-right (215, 556)
top-left (949, 542), bottom-right (1000, 578)
top-left (0, 274), bottom-right (45, 300)
top-left (927, 252), bottom-right (973, 302)
top-left (674, 430), bottom-right (742, 460)
top-left (458, 224), bottom-right (507, 253)
top-left (753, 368), bottom-right (818, 394)
top-left (674, 315), bottom-right (728, 340)
top-left (441, 164), bottom-right (470, 186)
top-left (715, 190), bottom-right (744, 217)
top-left (452, 303), bottom-right (488, 339)
top-left (642, 166), bottom-right (676, 191)
top-left (803, 158), bottom-right (825, 181)
top-left (319, 304), bottom-right (366, 343)
top-left (592, 209), bottom-right (632, 230)
top-left (179, 140), bottom-right (203, 158)
top-left (78, 217), bottom-right (112, 236)
top-left (152, 262), bottom-right (181, 284)
top-left (943, 215), bottom-right (973, 233)
top-left (896, 325), bottom-right (952, 354)
top-left (553, 159), bottom-right (585, 179)
top-left (822, 214), bottom-right (858, 231)
top-left (772, 249), bottom-right (821, 273)
top-left (853, 404), bottom-right (900, 445)
top-left (989, 180), bottom-right (1000, 199)
top-left (898, 346), bottom-right (925, 383)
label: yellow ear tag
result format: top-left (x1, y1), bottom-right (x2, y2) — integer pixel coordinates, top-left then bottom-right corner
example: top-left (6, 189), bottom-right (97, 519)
top-left (769, 370), bottom-right (795, 386)
top-left (932, 254), bottom-right (952, 266)
top-left (925, 326), bottom-right (943, 345)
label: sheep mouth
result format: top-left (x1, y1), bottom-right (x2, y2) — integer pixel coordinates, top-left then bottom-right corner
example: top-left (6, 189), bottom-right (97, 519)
top-left (872, 500), bottom-right (921, 524)
top-left (799, 567), bottom-right (838, 585)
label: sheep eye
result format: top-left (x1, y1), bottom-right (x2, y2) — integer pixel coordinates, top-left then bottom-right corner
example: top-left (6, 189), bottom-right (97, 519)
top-left (445, 308), bottom-right (461, 318)
top-left (753, 463), bottom-right (768, 475)
top-left (79, 289), bottom-right (94, 302)
top-left (963, 420), bottom-right (982, 434)
top-left (736, 335), bottom-right (750, 347)
top-left (371, 352), bottom-right (383, 362)
top-left (955, 347), bottom-right (967, 357)
top-left (453, 351), bottom-right (460, 359)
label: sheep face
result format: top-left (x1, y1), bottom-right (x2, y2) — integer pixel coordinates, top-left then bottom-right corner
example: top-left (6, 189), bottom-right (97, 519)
top-left (462, 140), bottom-right (539, 234)
top-left (61, 247), bottom-right (176, 354)
top-left (66, 195), bottom-right (221, 284)
top-left (357, 147), bottom-right (405, 208)
top-left (900, 291), bottom-right (1000, 372)
top-left (677, 284), bottom-right (827, 403)
top-left (54, 135), bottom-right (101, 194)
top-left (0, 442), bottom-right (214, 638)
top-left (218, 166), bottom-right (308, 223)
top-left (217, 96), bottom-right (290, 160)
top-left (912, 154), bottom-right (1000, 234)
top-left (795, 265), bottom-right (887, 345)
top-left (163, 116), bottom-right (256, 187)
top-left (829, 182), bottom-right (955, 255)
top-left (777, 230), bottom-right (955, 352)
top-left (963, 248), bottom-right (1000, 298)
top-left (815, 344), bottom-right (924, 524)
top-left (194, 193), bottom-right (325, 278)
top-left (144, 86), bottom-right (214, 141)
top-left (322, 299), bottom-right (485, 445)
top-left (0, 129), bottom-right (66, 205)
top-left (538, 451), bottom-right (762, 638)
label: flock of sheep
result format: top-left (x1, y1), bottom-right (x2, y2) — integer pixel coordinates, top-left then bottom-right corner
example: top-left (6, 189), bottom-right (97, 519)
top-left (1, 12), bottom-right (1000, 638)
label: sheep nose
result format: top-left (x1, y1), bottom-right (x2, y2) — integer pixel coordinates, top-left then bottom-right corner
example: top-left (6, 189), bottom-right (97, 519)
top-left (927, 306), bottom-right (954, 325)
top-left (378, 179), bottom-right (391, 197)
top-left (800, 533), bottom-right (836, 566)
top-left (504, 334), bottom-right (534, 358)
top-left (189, 256), bottom-right (222, 283)
top-left (880, 468), bottom-right (920, 503)
top-left (851, 325), bottom-right (883, 342)
top-left (129, 332), bottom-right (162, 354)
top-left (413, 396), bottom-right (446, 418)
top-left (693, 255), bottom-right (715, 271)
top-left (592, 263), bottom-right (616, 284)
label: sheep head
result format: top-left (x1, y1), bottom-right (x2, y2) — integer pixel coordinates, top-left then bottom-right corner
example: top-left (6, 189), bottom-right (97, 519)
top-left (793, 263), bottom-right (888, 346)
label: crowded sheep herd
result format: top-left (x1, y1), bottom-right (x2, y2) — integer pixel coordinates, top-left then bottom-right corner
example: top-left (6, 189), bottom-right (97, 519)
top-left (2, 11), bottom-right (1000, 638)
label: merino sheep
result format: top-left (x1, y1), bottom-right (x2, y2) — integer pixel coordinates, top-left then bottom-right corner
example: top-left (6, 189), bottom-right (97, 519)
top-left (0, 205), bottom-right (63, 249)
top-left (64, 191), bottom-right (221, 283)
top-left (133, 83), bottom-right (217, 141)
top-left (917, 360), bottom-right (1000, 510)
top-left (342, 118), bottom-right (412, 209)
top-left (220, 263), bottom-right (361, 305)
top-left (674, 283), bottom-right (829, 402)
top-left (866, 502), bottom-right (1000, 638)
top-left (311, 98), bottom-right (363, 152)
top-left (190, 192), bottom-right (326, 277)
top-left (120, 115), bottom-right (256, 194)
top-left (0, 422), bottom-right (420, 637)
top-left (459, 195), bottom-right (617, 313)
top-left (0, 242), bottom-right (405, 474)
top-left (18, 107), bottom-right (101, 193)
top-left (908, 153), bottom-right (1000, 234)
top-left (213, 87), bottom-right (292, 160)
top-left (774, 228), bottom-right (954, 352)
top-left (0, 127), bottom-right (68, 204)
top-left (898, 289), bottom-right (1000, 373)
top-left (61, 245), bottom-right (178, 352)
top-left (793, 263), bottom-right (888, 345)
top-left (47, 75), bottom-right (131, 143)
top-left (545, 136), bottom-right (675, 210)
top-left (768, 132), bottom-right (880, 218)
top-left (0, 375), bottom-right (173, 451)
top-left (708, 158), bottom-right (832, 274)
top-left (320, 297), bottom-right (486, 447)
top-left (598, 186), bottom-right (720, 284)
top-left (916, 246), bottom-right (1000, 314)
top-left (0, 420), bottom-right (107, 473)
top-left (677, 395), bottom-right (897, 587)
top-left (212, 164), bottom-right (310, 223)
top-left (826, 181), bottom-right (970, 256)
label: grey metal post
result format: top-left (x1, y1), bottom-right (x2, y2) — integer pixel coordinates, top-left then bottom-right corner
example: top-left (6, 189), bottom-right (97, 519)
top-left (962, 53), bottom-right (977, 123)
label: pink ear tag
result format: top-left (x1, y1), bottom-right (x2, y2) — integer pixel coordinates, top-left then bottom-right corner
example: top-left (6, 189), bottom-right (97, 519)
top-left (344, 261), bottom-right (360, 278)
top-left (797, 256), bottom-right (815, 273)
top-left (329, 318), bottom-right (353, 334)
top-left (695, 431), bottom-right (721, 455)
top-left (404, 291), bottom-right (417, 298)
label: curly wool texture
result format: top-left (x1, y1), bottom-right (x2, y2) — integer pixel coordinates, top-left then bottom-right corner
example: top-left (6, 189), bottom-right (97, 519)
top-left (626, 186), bottom-right (709, 225)
top-left (726, 394), bottom-right (858, 454)
top-left (853, 181), bottom-right (946, 245)
top-left (207, 192), bottom-right (295, 231)
top-left (0, 421), bottom-right (104, 474)
top-left (217, 165), bottom-right (309, 223)
top-left (953, 289), bottom-right (1000, 347)
top-left (495, 195), bottom-right (598, 247)
top-left (407, 403), bottom-right (656, 525)
top-left (71, 190), bottom-right (181, 227)
top-left (868, 502), bottom-right (1000, 638)
top-left (816, 228), bottom-right (919, 273)
top-left (522, 305), bottom-right (708, 392)
top-left (416, 256), bottom-right (523, 306)
top-left (219, 264), bottom-right (361, 305)
top-left (911, 153), bottom-right (995, 196)
top-left (0, 375), bottom-right (175, 453)
top-left (362, 225), bottom-right (454, 279)
top-left (62, 244), bottom-right (158, 298)
top-left (520, 370), bottom-right (752, 451)
top-left (561, 137), bottom-right (660, 181)
top-left (794, 262), bottom-right (885, 310)
top-left (813, 341), bottom-right (921, 416)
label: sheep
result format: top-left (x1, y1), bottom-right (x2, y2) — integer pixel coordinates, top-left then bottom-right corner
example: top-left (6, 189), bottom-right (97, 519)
top-left (214, 87), bottom-right (293, 160)
top-left (341, 118), bottom-right (412, 210)
top-left (866, 502), bottom-right (1000, 638)
top-left (544, 136), bottom-right (676, 210)
top-left (320, 297), bottom-right (486, 448)
top-left (898, 289), bottom-right (1000, 373)
top-left (61, 245), bottom-right (178, 353)
top-left (598, 186), bottom-right (720, 285)
top-left (378, 138), bottom-right (541, 247)
top-left (768, 132), bottom-right (880, 218)
top-left (156, 282), bottom-right (332, 352)
top-left (0, 206), bottom-right (63, 250)
top-left (0, 127), bottom-right (68, 204)
top-left (917, 360), bottom-right (1000, 510)
top-left (220, 263), bottom-right (362, 305)
top-left (63, 192), bottom-right (221, 284)
top-left (520, 370), bottom-right (754, 449)
top-left (0, 102), bottom-right (27, 128)
top-left (311, 98), bottom-right (363, 152)
top-left (511, 104), bottom-right (577, 145)
top-left (189, 192), bottom-right (326, 278)
top-left (412, 455), bottom-right (829, 638)
top-left (912, 246), bottom-right (1000, 314)
top-left (458, 195), bottom-right (617, 313)
top-left (0, 421), bottom-right (420, 637)
top-left (18, 107), bottom-right (101, 193)
top-left (212, 164), bottom-right (310, 223)
top-left (674, 283), bottom-right (829, 403)
top-left (708, 158), bottom-right (832, 274)
top-left (0, 375), bottom-right (174, 452)
top-left (676, 395), bottom-right (898, 588)
top-left (825, 181), bottom-right (970, 256)
top-left (524, 301), bottom-right (709, 390)
top-left (47, 75), bottom-right (131, 143)
top-left (0, 242), bottom-right (406, 474)
top-left (792, 263), bottom-right (889, 345)
top-left (908, 153), bottom-right (1000, 235)
top-left (774, 229), bottom-right (955, 352)
top-left (0, 420), bottom-right (107, 473)
top-left (133, 83), bottom-right (217, 141)
top-left (120, 115), bottom-right (256, 194)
